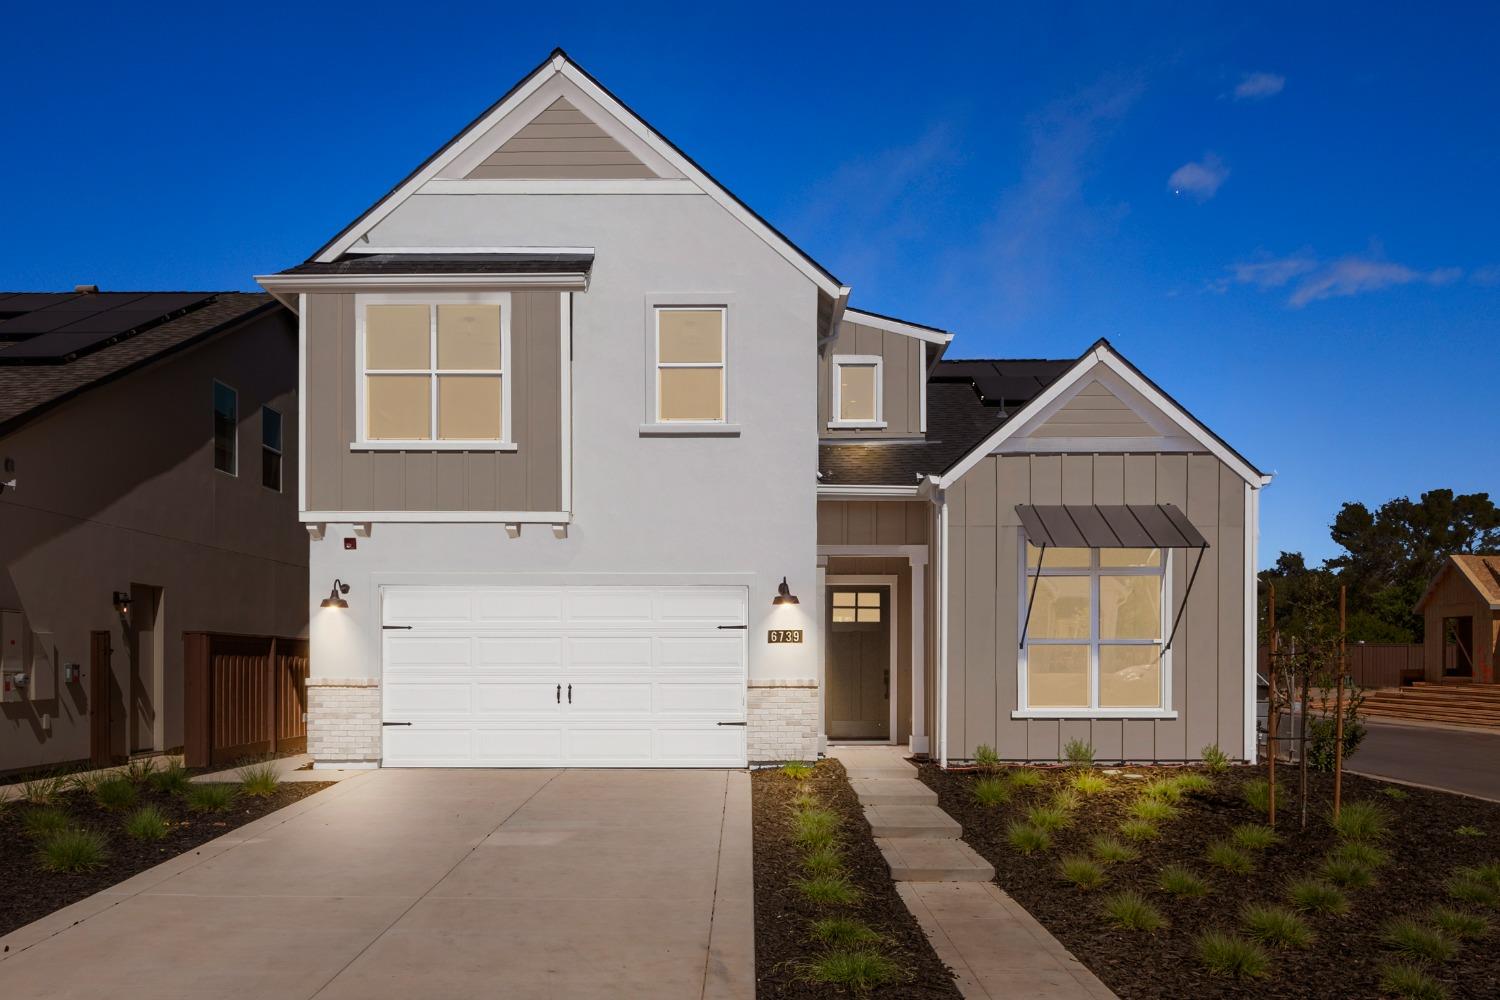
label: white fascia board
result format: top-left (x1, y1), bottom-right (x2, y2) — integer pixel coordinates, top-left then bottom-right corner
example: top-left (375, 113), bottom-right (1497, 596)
top-left (419, 178), bottom-right (700, 195)
top-left (301, 510), bottom-right (572, 524)
top-left (841, 308), bottom-right (953, 345)
top-left (815, 484), bottom-right (922, 498)
top-left (937, 344), bottom-right (1265, 489)
top-left (343, 245), bottom-right (596, 255)
top-left (256, 274), bottom-right (589, 300)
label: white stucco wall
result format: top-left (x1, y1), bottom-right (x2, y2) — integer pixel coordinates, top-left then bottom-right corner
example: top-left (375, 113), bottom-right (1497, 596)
top-left (306, 192), bottom-right (822, 692)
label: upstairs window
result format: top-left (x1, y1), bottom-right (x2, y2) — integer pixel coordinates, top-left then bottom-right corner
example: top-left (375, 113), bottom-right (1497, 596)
top-left (357, 296), bottom-right (509, 448)
top-left (212, 380), bottom-right (237, 475)
top-left (655, 307), bottom-right (725, 422)
top-left (830, 355), bottom-right (885, 428)
top-left (261, 406), bottom-right (283, 492)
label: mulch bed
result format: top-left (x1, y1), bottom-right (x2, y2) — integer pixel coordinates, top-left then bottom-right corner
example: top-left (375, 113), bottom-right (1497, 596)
top-left (752, 759), bottom-right (962, 999)
top-left (920, 762), bottom-right (1500, 999)
top-left (0, 779), bottom-right (329, 938)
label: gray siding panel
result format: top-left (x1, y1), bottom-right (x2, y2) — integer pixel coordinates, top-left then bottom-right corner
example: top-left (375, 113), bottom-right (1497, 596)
top-left (818, 320), bottom-right (925, 438)
top-left (466, 98), bottom-right (656, 180)
top-left (816, 500), bottom-right (930, 546)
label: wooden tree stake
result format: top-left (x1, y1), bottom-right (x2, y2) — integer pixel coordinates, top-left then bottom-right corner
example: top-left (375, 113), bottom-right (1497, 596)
top-left (1333, 585), bottom-right (1347, 818)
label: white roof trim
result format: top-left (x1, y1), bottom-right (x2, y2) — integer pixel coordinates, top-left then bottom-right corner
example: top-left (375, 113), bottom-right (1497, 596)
top-left (816, 484), bottom-right (923, 498)
top-left (935, 343), bottom-right (1269, 489)
top-left (312, 53), bottom-right (843, 296)
top-left (342, 245), bottom-right (596, 256)
top-left (841, 308), bottom-right (953, 345)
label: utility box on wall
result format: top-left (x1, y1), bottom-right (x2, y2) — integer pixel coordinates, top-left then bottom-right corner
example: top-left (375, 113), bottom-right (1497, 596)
top-left (0, 611), bottom-right (54, 701)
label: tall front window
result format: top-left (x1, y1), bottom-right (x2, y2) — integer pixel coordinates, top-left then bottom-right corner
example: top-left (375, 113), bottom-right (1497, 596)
top-left (655, 307), bottom-right (725, 422)
top-left (360, 297), bottom-right (508, 445)
top-left (212, 380), bottom-right (237, 475)
top-left (1022, 544), bottom-right (1167, 712)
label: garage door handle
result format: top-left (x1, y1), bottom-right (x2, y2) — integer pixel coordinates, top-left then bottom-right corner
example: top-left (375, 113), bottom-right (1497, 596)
top-left (567, 684), bottom-right (572, 704)
top-left (717, 721), bottom-right (747, 726)
top-left (382, 722), bottom-right (412, 727)
top-left (382, 625), bottom-right (413, 630)
top-left (556, 684), bottom-right (561, 704)
top-left (717, 624), bottom-right (747, 630)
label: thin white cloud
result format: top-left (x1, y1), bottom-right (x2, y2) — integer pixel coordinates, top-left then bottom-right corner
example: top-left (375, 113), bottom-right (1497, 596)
top-left (1168, 153), bottom-right (1228, 201)
top-left (1220, 250), bottom-right (1462, 307)
top-left (1233, 72), bottom-right (1285, 100)
top-left (1470, 264), bottom-right (1500, 287)
top-left (1228, 254), bottom-right (1318, 289)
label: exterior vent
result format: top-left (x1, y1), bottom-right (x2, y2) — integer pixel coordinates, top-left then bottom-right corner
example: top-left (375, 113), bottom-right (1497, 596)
top-left (74, 284), bottom-right (99, 294)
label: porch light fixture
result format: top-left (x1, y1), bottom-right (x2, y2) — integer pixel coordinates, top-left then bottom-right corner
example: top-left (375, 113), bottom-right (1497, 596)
top-left (772, 577), bottom-right (799, 606)
top-left (112, 591), bottom-right (131, 617)
top-left (320, 579), bottom-right (351, 609)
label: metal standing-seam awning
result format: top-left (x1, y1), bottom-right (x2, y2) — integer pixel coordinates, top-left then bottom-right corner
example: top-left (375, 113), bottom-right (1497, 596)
top-left (1016, 504), bottom-right (1210, 653)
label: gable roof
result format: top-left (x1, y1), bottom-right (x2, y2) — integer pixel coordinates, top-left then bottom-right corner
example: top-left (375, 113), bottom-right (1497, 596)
top-left (305, 49), bottom-right (847, 297)
top-left (0, 293), bottom-right (280, 436)
top-left (1415, 554), bottom-right (1500, 612)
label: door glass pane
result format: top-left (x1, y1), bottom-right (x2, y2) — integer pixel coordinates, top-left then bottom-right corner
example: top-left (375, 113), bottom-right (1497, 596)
top-left (659, 367), bottom-right (724, 421)
top-left (367, 375), bottom-right (431, 440)
top-left (658, 310), bottom-right (723, 363)
top-left (437, 375), bottom-right (501, 440)
top-left (832, 608), bottom-right (856, 623)
top-left (832, 592), bottom-right (856, 607)
top-left (1027, 645), bottom-right (1089, 708)
top-left (856, 592), bottom-right (880, 606)
top-left (366, 305), bottom-right (430, 369)
top-left (838, 363), bottom-right (877, 421)
top-left (1026, 577), bottom-right (1091, 639)
top-left (1100, 575), bottom-right (1161, 640)
top-left (1100, 645), bottom-right (1162, 708)
top-left (856, 607), bottom-right (881, 623)
top-left (437, 304), bottom-right (501, 370)
top-left (1100, 548), bottom-right (1161, 568)
top-left (1026, 544), bottom-right (1091, 568)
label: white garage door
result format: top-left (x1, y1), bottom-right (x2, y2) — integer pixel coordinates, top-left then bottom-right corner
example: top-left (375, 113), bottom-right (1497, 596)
top-left (380, 586), bottom-right (748, 767)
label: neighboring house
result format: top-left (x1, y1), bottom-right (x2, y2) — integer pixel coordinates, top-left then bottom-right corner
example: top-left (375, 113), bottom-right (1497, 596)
top-left (1414, 554), bottom-right (1500, 683)
top-left (256, 49), bottom-right (1270, 770)
top-left (0, 291), bottom-right (306, 775)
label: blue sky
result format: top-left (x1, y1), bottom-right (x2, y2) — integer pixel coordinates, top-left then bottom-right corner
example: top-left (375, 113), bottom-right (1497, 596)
top-left (3, 3), bottom-right (1495, 566)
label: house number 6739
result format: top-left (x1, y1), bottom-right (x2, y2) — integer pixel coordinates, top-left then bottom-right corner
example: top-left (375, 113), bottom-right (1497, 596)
top-left (768, 629), bottom-right (804, 643)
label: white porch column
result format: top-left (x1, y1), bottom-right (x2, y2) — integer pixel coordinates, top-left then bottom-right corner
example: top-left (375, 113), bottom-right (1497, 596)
top-left (815, 555), bottom-right (828, 755)
top-left (909, 557), bottom-right (928, 754)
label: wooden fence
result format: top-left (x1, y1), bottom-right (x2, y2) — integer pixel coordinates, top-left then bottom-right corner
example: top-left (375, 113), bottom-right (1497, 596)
top-left (1257, 642), bottom-right (1457, 690)
top-left (183, 632), bottom-right (309, 768)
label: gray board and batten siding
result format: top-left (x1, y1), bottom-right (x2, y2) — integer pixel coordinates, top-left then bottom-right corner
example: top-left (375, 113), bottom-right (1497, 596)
top-left (818, 318), bottom-right (926, 438)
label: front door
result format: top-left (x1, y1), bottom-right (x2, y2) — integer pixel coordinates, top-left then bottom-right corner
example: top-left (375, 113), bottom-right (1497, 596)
top-left (826, 586), bottom-right (890, 741)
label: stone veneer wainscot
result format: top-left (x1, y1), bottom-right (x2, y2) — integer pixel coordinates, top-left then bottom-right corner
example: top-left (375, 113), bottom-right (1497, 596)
top-left (306, 677), bottom-right (381, 767)
top-left (747, 679), bottom-right (819, 763)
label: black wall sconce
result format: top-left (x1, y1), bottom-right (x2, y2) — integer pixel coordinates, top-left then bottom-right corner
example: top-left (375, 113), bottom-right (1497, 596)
top-left (112, 591), bottom-right (131, 617)
top-left (320, 579), bottom-right (351, 609)
top-left (772, 577), bottom-right (800, 605)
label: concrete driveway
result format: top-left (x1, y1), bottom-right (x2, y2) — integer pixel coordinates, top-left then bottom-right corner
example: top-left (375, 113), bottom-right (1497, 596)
top-left (1352, 721), bottom-right (1500, 800)
top-left (0, 768), bottom-right (752, 999)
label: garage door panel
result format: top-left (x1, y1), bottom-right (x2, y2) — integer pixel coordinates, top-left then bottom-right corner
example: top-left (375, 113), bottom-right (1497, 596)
top-left (383, 726), bottom-right (473, 763)
top-left (474, 636), bottom-right (564, 669)
top-left (565, 589), bottom-right (655, 624)
top-left (473, 589), bottom-right (565, 624)
top-left (567, 682), bottom-right (652, 715)
top-left (655, 681), bottom-right (743, 715)
top-left (384, 636), bottom-right (471, 669)
top-left (474, 726), bottom-right (564, 762)
top-left (567, 636), bottom-right (653, 668)
top-left (656, 635), bottom-right (744, 669)
top-left (384, 589), bottom-right (474, 625)
top-left (474, 680), bottom-right (565, 716)
top-left (655, 591), bottom-right (746, 624)
top-left (656, 726), bottom-right (744, 764)
top-left (567, 726), bottom-right (654, 761)
top-left (385, 681), bottom-right (472, 716)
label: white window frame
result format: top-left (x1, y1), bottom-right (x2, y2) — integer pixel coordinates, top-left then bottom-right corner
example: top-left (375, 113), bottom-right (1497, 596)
top-left (212, 379), bottom-right (238, 477)
top-left (828, 354), bottom-right (887, 429)
top-left (1013, 533), bottom-right (1176, 720)
top-left (653, 305), bottom-right (727, 424)
top-left (260, 405), bottom-right (283, 493)
top-left (352, 291), bottom-right (514, 452)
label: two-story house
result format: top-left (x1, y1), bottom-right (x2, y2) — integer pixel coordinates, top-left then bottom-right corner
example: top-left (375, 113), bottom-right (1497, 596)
top-left (258, 50), bottom-right (1269, 770)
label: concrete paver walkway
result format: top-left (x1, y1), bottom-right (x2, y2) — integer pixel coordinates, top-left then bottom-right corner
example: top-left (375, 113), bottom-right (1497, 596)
top-left (1, 767), bottom-right (753, 1000)
top-left (829, 745), bottom-right (1116, 1000)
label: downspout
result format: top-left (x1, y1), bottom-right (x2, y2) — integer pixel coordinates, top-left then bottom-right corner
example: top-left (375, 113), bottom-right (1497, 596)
top-left (937, 487), bottom-right (950, 768)
top-left (1244, 483), bottom-right (1260, 764)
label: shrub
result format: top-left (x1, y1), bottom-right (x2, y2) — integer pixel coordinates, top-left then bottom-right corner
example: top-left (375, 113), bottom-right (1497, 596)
top-left (1380, 785), bottom-right (1411, 801)
top-left (20, 774), bottom-right (66, 806)
top-left (1129, 797), bottom-right (1177, 823)
top-left (795, 873), bottom-right (860, 906)
top-left (1426, 906), bottom-right (1489, 941)
top-left (123, 805), bottom-right (169, 842)
top-left (185, 783), bottom-right (238, 814)
top-left (781, 761), bottom-right (814, 781)
top-left (1321, 855), bottom-right (1374, 889)
top-left (1241, 903), bottom-right (1314, 949)
top-left (1332, 801), bottom-right (1391, 842)
top-left (1194, 929), bottom-right (1270, 979)
top-left (23, 806), bottom-right (74, 840)
top-left (1027, 804), bottom-right (1070, 832)
top-left (1072, 772), bottom-right (1110, 796)
top-left (1381, 917), bottom-right (1457, 963)
top-left (1063, 738), bottom-right (1095, 768)
top-left (1007, 768), bottom-right (1044, 791)
top-left (1230, 824), bottom-right (1279, 852)
top-left (1058, 854), bottom-right (1107, 890)
top-left (1173, 772), bottom-right (1214, 795)
top-left (810, 917), bottom-right (879, 948)
top-left (1201, 743), bottom-right (1230, 773)
top-left (1101, 890), bottom-right (1166, 932)
top-left (238, 762), bottom-right (280, 798)
top-left (1379, 962), bottom-right (1450, 1000)
top-left (37, 828), bottom-right (108, 873)
top-left (148, 762), bottom-right (192, 795)
top-left (792, 807), bottom-right (840, 850)
top-left (1206, 840), bottom-right (1254, 875)
top-left (973, 744), bottom-right (1000, 771)
top-left (801, 949), bottom-right (899, 991)
top-left (1306, 715), bottom-right (1367, 772)
top-left (801, 845), bottom-right (844, 878)
top-left (1158, 864), bottom-right (1209, 897)
top-left (1329, 841), bottom-right (1390, 870)
top-left (1287, 879), bottom-right (1349, 916)
top-left (1090, 835), bottom-right (1137, 864)
top-left (1007, 821), bottom-right (1051, 854)
top-left (1141, 777), bottom-right (1184, 803)
top-left (1243, 778), bottom-right (1270, 814)
top-left (1119, 819), bottom-right (1160, 842)
top-left (1443, 873), bottom-right (1500, 907)
top-left (1455, 825), bottom-right (1485, 838)
top-left (973, 776), bottom-right (1011, 807)
top-left (93, 777), bottom-right (139, 811)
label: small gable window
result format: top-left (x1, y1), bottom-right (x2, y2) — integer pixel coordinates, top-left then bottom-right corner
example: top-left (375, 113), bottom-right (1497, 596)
top-left (655, 307), bottom-right (726, 422)
top-left (830, 355), bottom-right (885, 428)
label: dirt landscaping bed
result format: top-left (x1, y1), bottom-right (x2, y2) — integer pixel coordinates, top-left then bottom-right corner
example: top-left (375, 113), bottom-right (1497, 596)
top-left (0, 765), bottom-right (329, 938)
top-left (752, 759), bottom-right (961, 998)
top-left (921, 761), bottom-right (1500, 999)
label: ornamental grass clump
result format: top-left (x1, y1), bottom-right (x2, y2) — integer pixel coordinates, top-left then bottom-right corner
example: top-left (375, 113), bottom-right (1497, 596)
top-left (123, 804), bottom-right (170, 842)
top-left (23, 806), bottom-right (73, 841)
top-left (801, 949), bottom-right (899, 991)
top-left (1287, 878), bottom-right (1349, 916)
top-left (1173, 772), bottom-right (1214, 795)
top-left (1158, 864), bottom-right (1209, 897)
top-left (1381, 917), bottom-right (1457, 963)
top-left (801, 845), bottom-right (844, 879)
top-left (1058, 854), bottom-right (1107, 890)
top-left (1089, 835), bottom-right (1136, 864)
top-left (795, 873), bottom-right (860, 906)
top-left (792, 806), bottom-right (840, 851)
top-left (1101, 890), bottom-right (1166, 932)
top-left (1026, 804), bottom-right (1071, 833)
top-left (972, 744), bottom-right (1001, 771)
top-left (1051, 788), bottom-right (1081, 812)
top-left (1072, 772), bottom-right (1110, 796)
top-left (1007, 768), bottom-right (1044, 791)
top-left (1242, 778), bottom-right (1270, 814)
top-left (1332, 800), bottom-right (1391, 842)
top-left (1129, 797), bottom-right (1177, 824)
top-left (37, 828), bottom-right (108, 873)
top-left (1230, 824), bottom-right (1280, 852)
top-left (1201, 743), bottom-right (1230, 773)
top-left (1140, 777), bottom-right (1184, 803)
top-left (148, 762), bottom-right (191, 795)
top-left (1206, 840), bottom-right (1254, 875)
top-left (185, 783), bottom-right (238, 814)
top-left (1241, 903), bottom-right (1314, 950)
top-left (1007, 821), bottom-right (1051, 854)
top-left (1063, 738), bottom-right (1095, 768)
top-left (1426, 906), bottom-right (1489, 941)
top-left (810, 917), bottom-right (880, 948)
top-left (781, 761), bottom-right (815, 782)
top-left (94, 776), bottom-right (139, 811)
top-left (973, 776), bottom-right (1011, 807)
top-left (1329, 841), bottom-right (1389, 870)
top-left (1379, 962), bottom-right (1450, 1000)
top-left (20, 774), bottom-right (66, 806)
top-left (1443, 872), bottom-right (1500, 907)
top-left (238, 762), bottom-right (280, 798)
top-left (1322, 855), bottom-right (1375, 890)
top-left (1194, 929), bottom-right (1270, 979)
top-left (1119, 819), bottom-right (1160, 842)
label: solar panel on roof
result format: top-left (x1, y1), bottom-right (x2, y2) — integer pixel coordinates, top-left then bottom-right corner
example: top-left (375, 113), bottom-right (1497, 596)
top-left (0, 293), bottom-right (217, 364)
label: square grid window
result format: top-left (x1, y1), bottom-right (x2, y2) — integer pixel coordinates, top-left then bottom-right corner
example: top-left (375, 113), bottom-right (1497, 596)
top-left (1021, 543), bottom-right (1167, 712)
top-left (656, 307), bottom-right (725, 422)
top-left (361, 300), bottom-right (507, 444)
top-left (831, 355), bottom-right (884, 427)
top-left (261, 406), bottom-right (283, 492)
top-left (212, 380), bottom-right (237, 475)
top-left (831, 590), bottom-right (883, 625)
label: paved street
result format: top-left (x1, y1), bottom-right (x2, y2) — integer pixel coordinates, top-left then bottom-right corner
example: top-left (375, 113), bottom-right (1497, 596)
top-left (1351, 721), bottom-right (1500, 800)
